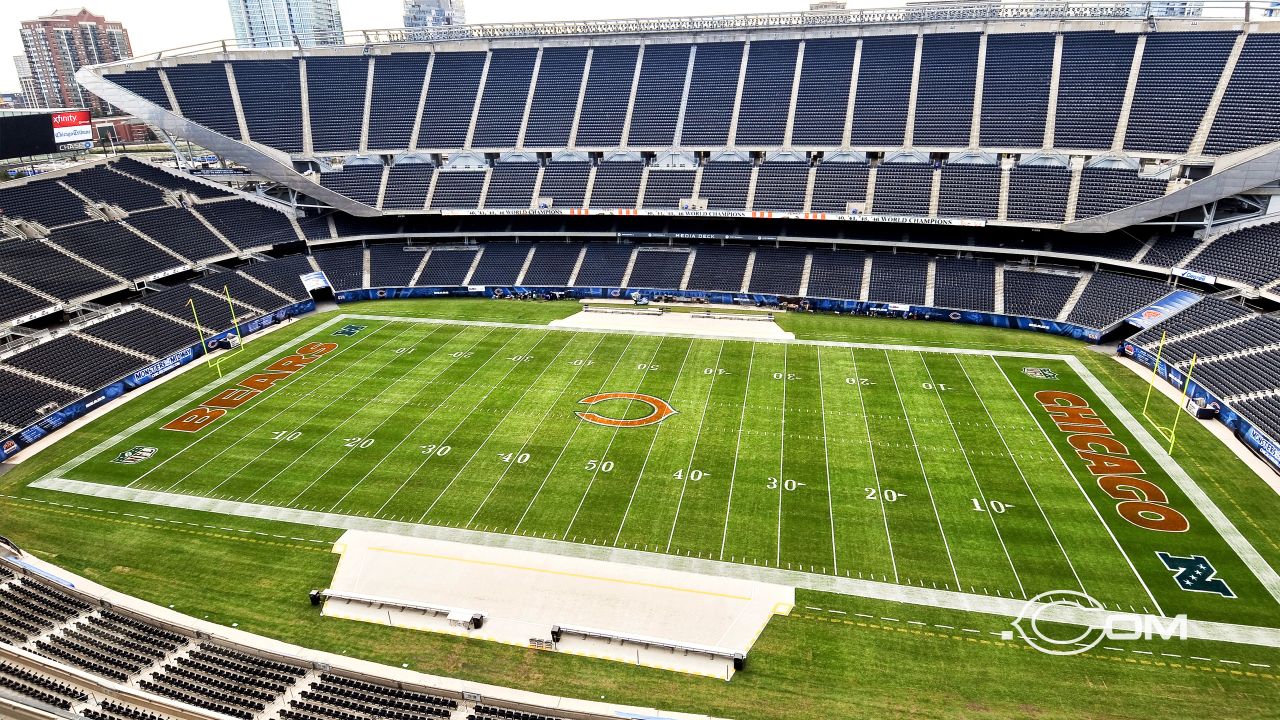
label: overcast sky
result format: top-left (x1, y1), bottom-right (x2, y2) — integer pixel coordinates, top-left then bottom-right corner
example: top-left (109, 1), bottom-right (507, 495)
top-left (0, 0), bottom-right (812, 93)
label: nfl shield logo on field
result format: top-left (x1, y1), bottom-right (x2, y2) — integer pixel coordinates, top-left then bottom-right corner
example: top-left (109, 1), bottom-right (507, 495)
top-left (1022, 367), bottom-right (1059, 380)
top-left (112, 446), bottom-right (157, 465)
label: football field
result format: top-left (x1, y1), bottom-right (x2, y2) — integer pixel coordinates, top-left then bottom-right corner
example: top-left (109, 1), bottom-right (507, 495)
top-left (44, 315), bottom-right (1278, 627)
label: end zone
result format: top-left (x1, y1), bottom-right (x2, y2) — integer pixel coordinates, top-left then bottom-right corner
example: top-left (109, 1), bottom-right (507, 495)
top-left (319, 530), bottom-right (795, 679)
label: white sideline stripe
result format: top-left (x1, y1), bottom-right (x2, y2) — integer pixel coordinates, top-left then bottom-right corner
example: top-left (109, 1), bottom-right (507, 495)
top-left (1064, 355), bottom-right (1280, 606)
top-left (338, 314), bottom-right (1075, 360)
top-left (991, 357), bottom-right (1166, 617)
top-left (27, 477), bottom-right (1280, 650)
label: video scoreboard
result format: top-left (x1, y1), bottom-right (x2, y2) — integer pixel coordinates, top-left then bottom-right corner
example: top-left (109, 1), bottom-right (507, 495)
top-left (0, 110), bottom-right (93, 160)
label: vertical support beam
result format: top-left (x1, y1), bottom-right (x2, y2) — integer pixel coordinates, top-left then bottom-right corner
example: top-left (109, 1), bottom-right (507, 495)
top-left (582, 164), bottom-right (598, 208)
top-left (464, 50), bottom-right (493, 149)
top-left (477, 167), bottom-right (493, 209)
top-left (299, 58), bottom-right (313, 155)
top-left (361, 247), bottom-right (371, 289)
top-left (923, 258), bottom-right (936, 306)
top-left (359, 57), bottom-right (375, 152)
top-left (1189, 31), bottom-right (1248, 156)
top-left (224, 62), bottom-right (251, 143)
top-left (679, 249), bottom-right (696, 291)
top-left (802, 165), bottom-right (817, 213)
top-left (782, 40), bottom-right (806, 147)
top-left (636, 166), bottom-right (651, 210)
top-left (1064, 156), bottom-right (1084, 223)
top-left (422, 168), bottom-right (440, 210)
top-left (407, 53), bottom-right (435, 150)
top-left (567, 244), bottom-right (587, 286)
top-left (997, 158), bottom-right (1011, 221)
top-left (1042, 33), bottom-right (1064, 149)
top-left (691, 166), bottom-right (705, 200)
top-left (928, 166), bottom-right (941, 218)
top-left (969, 32), bottom-right (988, 148)
top-left (727, 41), bottom-right (751, 147)
top-left (740, 250), bottom-right (756, 293)
top-left (673, 45), bottom-right (698, 146)
top-left (797, 251), bottom-right (813, 296)
top-left (842, 39), bottom-right (863, 148)
top-left (158, 69), bottom-right (183, 116)
top-left (864, 164), bottom-right (878, 213)
top-left (516, 47), bottom-right (543, 149)
top-left (530, 165), bottom-right (546, 208)
top-left (858, 255), bottom-right (873, 301)
top-left (619, 44), bottom-right (645, 146)
top-left (903, 32), bottom-right (924, 147)
top-left (375, 165), bottom-right (390, 210)
top-left (1112, 34), bottom-right (1147, 152)
top-left (744, 165), bottom-right (760, 211)
top-left (568, 48), bottom-right (593, 148)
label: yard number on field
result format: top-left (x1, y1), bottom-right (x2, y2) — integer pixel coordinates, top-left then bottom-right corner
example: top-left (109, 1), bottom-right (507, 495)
top-left (865, 487), bottom-right (903, 502)
top-left (769, 477), bottom-right (804, 491)
top-left (972, 498), bottom-right (1013, 513)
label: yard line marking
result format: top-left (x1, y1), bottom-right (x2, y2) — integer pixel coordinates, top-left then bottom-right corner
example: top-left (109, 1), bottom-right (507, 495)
top-left (134, 320), bottom-right (397, 489)
top-left (849, 347), bottom-right (898, 583)
top-left (718, 343), bottom-right (755, 561)
top-left (465, 332), bottom-right (610, 526)
top-left (418, 331), bottom-right (574, 520)
top-left (918, 352), bottom-right (1023, 598)
top-left (776, 344), bottom-right (788, 567)
top-left (816, 347), bottom-right (838, 575)
top-left (658, 341), bottom-right (725, 551)
top-left (884, 349), bottom-right (962, 591)
top-left (265, 324), bottom-right (467, 502)
top-left (955, 354), bottom-right (1086, 596)
top-left (166, 322), bottom-right (419, 494)
top-left (990, 356), bottom-right (1165, 617)
top-left (566, 338), bottom-right (687, 539)
top-left (512, 334), bottom-right (639, 533)
top-left (361, 327), bottom-right (527, 515)
top-left (239, 323), bottom-right (448, 501)
top-left (325, 326), bottom-right (522, 510)
top-left (609, 337), bottom-right (699, 545)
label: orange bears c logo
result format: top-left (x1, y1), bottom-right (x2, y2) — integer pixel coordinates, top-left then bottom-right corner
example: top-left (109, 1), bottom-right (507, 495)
top-left (576, 392), bottom-right (677, 428)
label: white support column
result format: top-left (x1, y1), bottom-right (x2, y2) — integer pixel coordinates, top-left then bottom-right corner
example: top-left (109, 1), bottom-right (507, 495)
top-left (1064, 155), bottom-right (1084, 223)
top-left (620, 246), bottom-right (639, 287)
top-left (422, 169), bottom-right (440, 210)
top-left (514, 245), bottom-right (536, 285)
top-left (516, 48), bottom-right (543, 149)
top-left (802, 165), bottom-right (817, 213)
top-left (797, 252), bottom-right (813, 296)
top-left (158, 69), bottom-right (182, 115)
top-left (375, 165), bottom-right (390, 210)
top-left (530, 165), bottom-right (545, 208)
top-left (477, 168), bottom-right (493, 209)
top-left (691, 166), bottom-right (705, 200)
top-left (1042, 33), bottom-right (1064, 149)
top-left (408, 248), bottom-right (432, 286)
top-left (619, 44), bottom-right (645, 146)
top-left (679, 249), bottom-right (697, 290)
top-left (923, 258), bottom-right (936, 306)
top-left (782, 40), bottom-right (805, 147)
top-left (408, 53), bottom-right (435, 150)
top-left (359, 57), bottom-right (375, 152)
top-left (864, 164), bottom-right (878, 213)
top-left (928, 166), bottom-right (941, 217)
top-left (997, 158), bottom-right (1011, 221)
top-left (567, 244), bottom-right (587, 286)
top-left (1189, 31), bottom-right (1248, 156)
top-left (740, 250), bottom-right (756, 293)
top-left (583, 165), bottom-right (598, 207)
top-left (224, 62), bottom-right (251, 143)
top-left (636, 166), bottom-right (651, 209)
top-left (568, 48), bottom-right (593, 147)
top-left (461, 247), bottom-right (485, 286)
top-left (903, 33), bottom-right (924, 147)
top-left (1112, 34), bottom-right (1147, 152)
top-left (744, 165), bottom-right (760, 211)
top-left (727, 41), bottom-right (751, 147)
top-left (361, 247), bottom-right (371, 289)
top-left (993, 263), bottom-right (1005, 314)
top-left (299, 58), bottom-right (313, 155)
top-left (858, 255), bottom-right (873, 301)
top-left (673, 45), bottom-right (698, 145)
top-left (842, 39), bottom-right (863, 148)
top-left (969, 34), bottom-right (988, 148)
top-left (464, 50), bottom-right (493, 149)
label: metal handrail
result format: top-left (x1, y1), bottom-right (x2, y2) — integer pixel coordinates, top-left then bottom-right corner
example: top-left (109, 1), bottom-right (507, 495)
top-left (94, 0), bottom-right (1270, 69)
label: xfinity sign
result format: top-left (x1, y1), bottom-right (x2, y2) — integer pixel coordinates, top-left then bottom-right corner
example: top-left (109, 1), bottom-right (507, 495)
top-left (1004, 590), bottom-right (1188, 655)
top-left (51, 111), bottom-right (92, 144)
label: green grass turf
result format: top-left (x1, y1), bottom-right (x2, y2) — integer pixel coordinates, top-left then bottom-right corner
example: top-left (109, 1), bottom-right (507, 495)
top-left (2, 298), bottom-right (1278, 719)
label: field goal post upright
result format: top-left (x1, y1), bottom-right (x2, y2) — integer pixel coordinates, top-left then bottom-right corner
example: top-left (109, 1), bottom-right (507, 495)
top-left (188, 286), bottom-right (245, 379)
top-left (1140, 330), bottom-right (1198, 454)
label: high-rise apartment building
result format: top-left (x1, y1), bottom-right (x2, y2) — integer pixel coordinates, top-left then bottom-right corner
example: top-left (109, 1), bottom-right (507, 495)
top-left (228, 0), bottom-right (345, 48)
top-left (19, 8), bottom-right (132, 114)
top-left (404, 0), bottom-right (467, 28)
top-left (13, 55), bottom-right (41, 109)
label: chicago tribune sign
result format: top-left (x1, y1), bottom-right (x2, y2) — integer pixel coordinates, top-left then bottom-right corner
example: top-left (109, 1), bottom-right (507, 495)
top-left (51, 111), bottom-right (92, 144)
